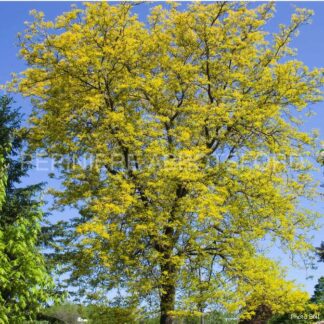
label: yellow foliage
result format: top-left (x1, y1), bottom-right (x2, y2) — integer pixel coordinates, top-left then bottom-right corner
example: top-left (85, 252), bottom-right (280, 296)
top-left (11, 1), bottom-right (323, 318)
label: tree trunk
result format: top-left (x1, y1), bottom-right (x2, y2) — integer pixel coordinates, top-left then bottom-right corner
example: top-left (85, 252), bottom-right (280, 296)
top-left (159, 184), bottom-right (185, 324)
top-left (160, 282), bottom-right (176, 324)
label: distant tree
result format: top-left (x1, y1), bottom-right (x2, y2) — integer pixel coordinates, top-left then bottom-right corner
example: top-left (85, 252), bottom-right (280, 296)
top-left (311, 277), bottom-right (324, 304)
top-left (316, 242), bottom-right (324, 262)
top-left (199, 310), bottom-right (238, 324)
top-left (81, 304), bottom-right (139, 324)
top-left (311, 241), bottom-right (324, 305)
top-left (44, 303), bottom-right (82, 324)
top-left (15, 3), bottom-right (323, 323)
top-left (0, 96), bottom-right (54, 322)
top-left (36, 312), bottom-right (65, 324)
top-left (43, 302), bottom-right (141, 324)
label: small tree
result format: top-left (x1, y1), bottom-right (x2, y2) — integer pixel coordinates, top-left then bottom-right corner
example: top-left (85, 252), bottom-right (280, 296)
top-left (15, 3), bottom-right (323, 323)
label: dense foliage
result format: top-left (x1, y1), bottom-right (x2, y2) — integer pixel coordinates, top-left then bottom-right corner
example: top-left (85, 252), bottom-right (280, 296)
top-left (0, 96), bottom-right (54, 322)
top-left (14, 2), bottom-right (323, 323)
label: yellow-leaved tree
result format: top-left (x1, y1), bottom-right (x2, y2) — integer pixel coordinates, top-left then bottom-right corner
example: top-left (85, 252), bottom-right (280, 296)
top-left (14, 2), bottom-right (323, 323)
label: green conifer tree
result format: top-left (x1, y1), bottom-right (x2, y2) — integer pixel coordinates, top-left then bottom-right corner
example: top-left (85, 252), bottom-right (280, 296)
top-left (0, 96), bottom-right (54, 323)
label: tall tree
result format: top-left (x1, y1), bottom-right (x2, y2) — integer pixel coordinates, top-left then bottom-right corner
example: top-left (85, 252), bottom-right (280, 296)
top-left (15, 3), bottom-right (323, 323)
top-left (0, 96), bottom-right (54, 322)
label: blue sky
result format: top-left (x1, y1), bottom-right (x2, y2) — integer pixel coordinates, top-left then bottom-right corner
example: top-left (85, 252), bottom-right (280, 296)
top-left (0, 1), bottom-right (323, 296)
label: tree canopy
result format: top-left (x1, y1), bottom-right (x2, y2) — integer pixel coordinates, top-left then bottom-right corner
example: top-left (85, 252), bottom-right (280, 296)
top-left (14, 2), bottom-right (323, 323)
